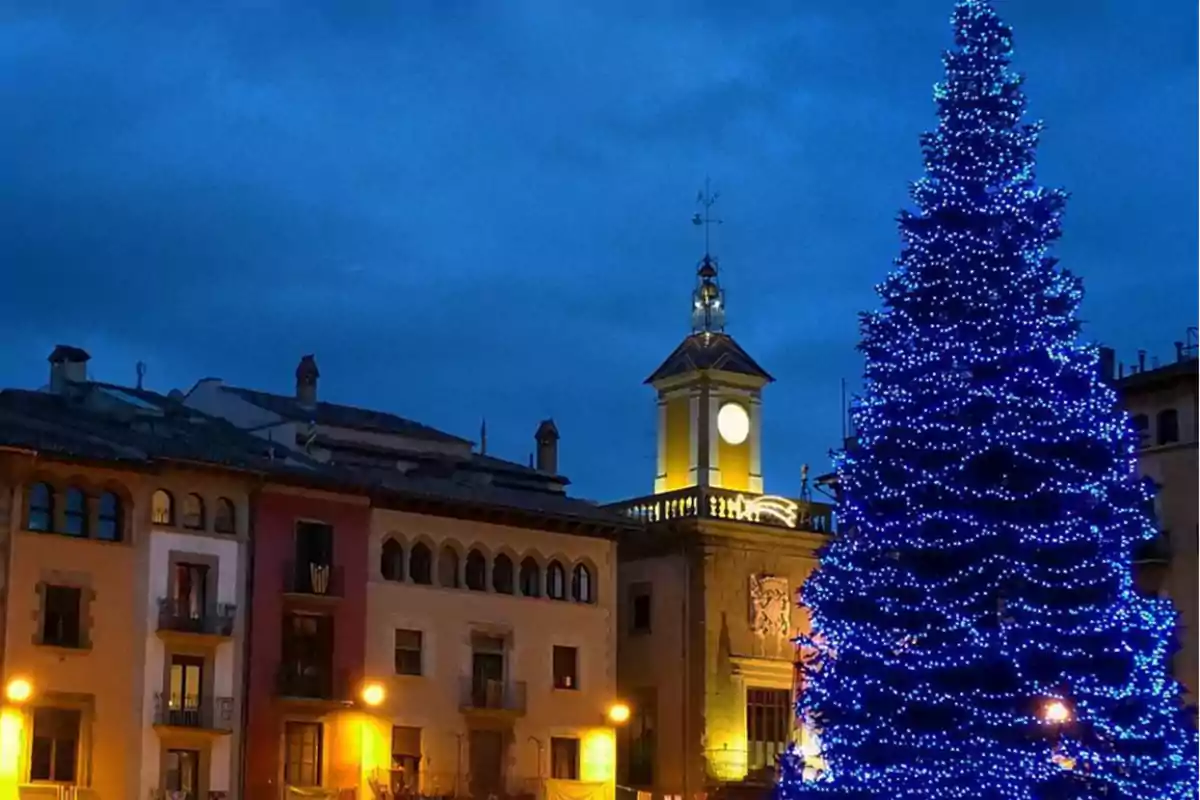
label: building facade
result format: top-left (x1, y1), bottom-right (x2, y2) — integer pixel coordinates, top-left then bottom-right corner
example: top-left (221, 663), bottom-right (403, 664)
top-left (607, 256), bottom-right (833, 799)
top-left (1107, 337), bottom-right (1199, 707)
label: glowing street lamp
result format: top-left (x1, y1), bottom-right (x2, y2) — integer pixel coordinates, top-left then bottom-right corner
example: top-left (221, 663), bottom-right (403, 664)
top-left (5, 678), bottom-right (32, 704)
top-left (361, 682), bottom-right (386, 708)
top-left (1041, 700), bottom-right (1071, 724)
top-left (607, 702), bottom-right (631, 724)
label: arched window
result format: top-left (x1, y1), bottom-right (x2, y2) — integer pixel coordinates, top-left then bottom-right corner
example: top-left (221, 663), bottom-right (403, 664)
top-left (214, 498), bottom-right (237, 534)
top-left (465, 550), bottom-right (487, 591)
top-left (98, 491), bottom-right (123, 542)
top-left (493, 554), bottom-right (515, 594)
top-left (152, 490), bottom-right (175, 526)
top-left (519, 558), bottom-right (541, 598)
top-left (547, 561), bottom-right (567, 600)
top-left (381, 538), bottom-right (405, 582)
top-left (572, 563), bottom-right (593, 603)
top-left (438, 546), bottom-right (460, 588)
top-left (183, 493), bottom-right (206, 530)
top-left (1157, 408), bottom-right (1180, 445)
top-left (409, 542), bottom-right (433, 585)
top-left (64, 487), bottom-right (87, 537)
top-left (28, 482), bottom-right (54, 532)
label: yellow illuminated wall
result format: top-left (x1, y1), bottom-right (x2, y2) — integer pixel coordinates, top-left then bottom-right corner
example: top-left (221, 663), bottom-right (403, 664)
top-left (581, 728), bottom-right (617, 784)
top-left (0, 709), bottom-right (22, 800)
top-left (716, 431), bottom-right (750, 492)
top-left (663, 396), bottom-right (692, 490)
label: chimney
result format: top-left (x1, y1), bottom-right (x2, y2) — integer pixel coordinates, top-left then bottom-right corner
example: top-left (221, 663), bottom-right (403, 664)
top-left (1098, 346), bottom-right (1116, 382)
top-left (1136, 350), bottom-right (1147, 373)
top-left (535, 419), bottom-right (560, 475)
top-left (296, 355), bottom-right (319, 407)
top-left (48, 345), bottom-right (91, 394)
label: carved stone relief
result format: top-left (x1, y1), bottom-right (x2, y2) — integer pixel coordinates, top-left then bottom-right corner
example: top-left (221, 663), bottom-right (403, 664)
top-left (749, 573), bottom-right (791, 656)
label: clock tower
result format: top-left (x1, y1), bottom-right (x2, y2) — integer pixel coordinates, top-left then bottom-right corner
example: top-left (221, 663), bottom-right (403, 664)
top-left (648, 252), bottom-right (772, 495)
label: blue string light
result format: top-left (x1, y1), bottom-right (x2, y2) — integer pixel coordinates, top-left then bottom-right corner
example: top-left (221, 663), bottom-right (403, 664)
top-left (775, 2), bottom-right (1199, 798)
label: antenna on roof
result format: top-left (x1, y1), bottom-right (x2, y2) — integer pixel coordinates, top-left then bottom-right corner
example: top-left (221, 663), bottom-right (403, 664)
top-left (480, 418), bottom-right (488, 455)
top-left (136, 361), bottom-right (147, 390)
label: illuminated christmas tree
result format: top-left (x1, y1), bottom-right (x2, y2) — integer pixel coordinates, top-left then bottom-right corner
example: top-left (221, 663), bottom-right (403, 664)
top-left (776, 1), bottom-right (1200, 798)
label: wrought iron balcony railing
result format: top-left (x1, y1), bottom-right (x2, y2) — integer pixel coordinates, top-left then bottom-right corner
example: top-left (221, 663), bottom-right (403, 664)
top-left (153, 691), bottom-right (234, 732)
top-left (459, 676), bottom-right (526, 714)
top-left (157, 597), bottom-right (236, 637)
top-left (605, 485), bottom-right (835, 534)
top-left (275, 662), bottom-right (351, 702)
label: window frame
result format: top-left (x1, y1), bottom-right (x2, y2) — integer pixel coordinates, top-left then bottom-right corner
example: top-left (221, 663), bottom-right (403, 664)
top-left (394, 629), bottom-right (424, 676)
top-left (182, 493), bottom-right (206, 531)
top-left (63, 487), bottom-right (88, 538)
top-left (27, 482), bottom-right (55, 532)
top-left (552, 645), bottom-right (579, 690)
top-left (152, 490), bottom-right (175, 527)
top-left (213, 497), bottom-right (237, 534)
top-left (283, 721), bottom-right (323, 787)
top-left (41, 584), bottom-right (84, 649)
top-left (630, 586), bottom-right (652, 634)
top-left (29, 706), bottom-right (82, 783)
top-left (97, 491), bottom-right (123, 542)
top-left (550, 736), bottom-right (580, 781)
top-left (381, 538), bottom-right (405, 582)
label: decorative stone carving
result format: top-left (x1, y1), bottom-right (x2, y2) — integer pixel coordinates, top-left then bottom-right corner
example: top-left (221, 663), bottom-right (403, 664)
top-left (749, 574), bottom-right (791, 655)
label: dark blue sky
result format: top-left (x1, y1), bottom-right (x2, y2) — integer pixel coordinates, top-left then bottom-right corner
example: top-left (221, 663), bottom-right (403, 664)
top-left (1, 1), bottom-right (1195, 502)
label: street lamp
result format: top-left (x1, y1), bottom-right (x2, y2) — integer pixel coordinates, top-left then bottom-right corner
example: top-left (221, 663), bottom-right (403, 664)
top-left (4, 679), bottom-right (31, 704)
top-left (361, 682), bottom-right (386, 707)
top-left (607, 702), bottom-right (631, 724)
top-left (1041, 699), bottom-right (1071, 724)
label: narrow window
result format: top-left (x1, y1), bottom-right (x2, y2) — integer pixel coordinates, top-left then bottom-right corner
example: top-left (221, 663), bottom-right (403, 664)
top-left (391, 726), bottom-right (422, 790)
top-left (437, 546), bottom-right (460, 588)
top-left (409, 543), bottom-right (432, 585)
top-left (63, 487), bottom-right (87, 537)
top-left (182, 493), bottom-right (205, 530)
top-left (553, 646), bottom-right (578, 690)
top-left (213, 497), bottom-right (236, 534)
top-left (1157, 408), bottom-right (1180, 445)
top-left (41, 585), bottom-right (83, 648)
top-left (571, 563), bottom-right (593, 603)
top-left (97, 491), bottom-right (122, 541)
top-left (630, 584), bottom-right (652, 634)
top-left (492, 554), bottom-right (514, 594)
top-left (746, 688), bottom-right (792, 772)
top-left (29, 707), bottom-right (81, 782)
top-left (519, 558), bottom-right (541, 598)
top-left (152, 489), bottom-right (175, 526)
top-left (547, 561), bottom-right (566, 600)
top-left (465, 549), bottom-right (487, 591)
top-left (394, 629), bottom-right (423, 676)
top-left (1131, 413), bottom-right (1150, 447)
top-left (550, 737), bottom-right (580, 780)
top-left (381, 538), bottom-right (405, 581)
top-left (28, 482), bottom-right (54, 532)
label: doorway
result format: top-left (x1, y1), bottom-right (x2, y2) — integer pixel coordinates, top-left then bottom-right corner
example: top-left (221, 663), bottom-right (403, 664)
top-left (469, 730), bottom-right (505, 798)
top-left (165, 748), bottom-right (201, 800)
top-left (168, 655), bottom-right (205, 726)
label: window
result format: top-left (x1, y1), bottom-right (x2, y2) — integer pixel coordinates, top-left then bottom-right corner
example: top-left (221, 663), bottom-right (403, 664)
top-left (409, 542), bottom-right (433, 585)
top-left (391, 726), bottom-right (422, 790)
top-left (553, 646), bottom-right (578, 690)
top-left (152, 490), bottom-right (175, 526)
top-left (437, 546), bottom-right (460, 588)
top-left (746, 688), bottom-right (792, 772)
top-left (165, 749), bottom-right (201, 797)
top-left (630, 585), bottom-right (652, 634)
top-left (97, 491), bottom-right (122, 541)
top-left (168, 655), bottom-right (205, 726)
top-left (182, 493), bottom-right (205, 530)
top-left (284, 721), bottom-right (323, 786)
top-left (547, 561), bottom-right (566, 600)
top-left (550, 737), bottom-right (580, 780)
top-left (572, 563), bottom-right (593, 603)
top-left (63, 487), bottom-right (87, 537)
top-left (492, 554), bottom-right (514, 594)
top-left (465, 549), bottom-right (487, 591)
top-left (41, 585), bottom-right (83, 648)
top-left (29, 707), bottom-right (81, 782)
top-left (173, 562), bottom-right (209, 620)
top-left (519, 558), bottom-right (541, 598)
top-left (213, 497), bottom-right (236, 534)
top-left (381, 538), bottom-right (405, 581)
top-left (28, 482), bottom-right (54, 532)
top-left (1132, 413), bottom-right (1150, 446)
top-left (394, 629), bottom-right (423, 676)
top-left (1157, 408), bottom-right (1180, 445)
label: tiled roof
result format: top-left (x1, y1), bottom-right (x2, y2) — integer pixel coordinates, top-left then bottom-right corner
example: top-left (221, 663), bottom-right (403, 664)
top-left (222, 386), bottom-right (471, 444)
top-left (646, 332), bottom-right (773, 384)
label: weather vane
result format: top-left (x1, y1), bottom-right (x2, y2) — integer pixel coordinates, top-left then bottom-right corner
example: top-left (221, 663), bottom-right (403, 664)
top-left (692, 177), bottom-right (723, 256)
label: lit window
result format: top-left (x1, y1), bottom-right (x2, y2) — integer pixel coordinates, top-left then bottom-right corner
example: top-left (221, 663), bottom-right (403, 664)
top-left (571, 563), bottom-right (593, 603)
top-left (284, 722), bottom-right (322, 786)
top-left (152, 490), bottom-right (175, 526)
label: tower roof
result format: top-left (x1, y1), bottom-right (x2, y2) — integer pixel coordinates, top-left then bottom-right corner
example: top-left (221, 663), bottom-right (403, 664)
top-left (645, 331), bottom-right (773, 385)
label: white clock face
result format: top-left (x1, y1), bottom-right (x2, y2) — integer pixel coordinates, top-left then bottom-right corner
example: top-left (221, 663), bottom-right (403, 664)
top-left (717, 402), bottom-right (750, 445)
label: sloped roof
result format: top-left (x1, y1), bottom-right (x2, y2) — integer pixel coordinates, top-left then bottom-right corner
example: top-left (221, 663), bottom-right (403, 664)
top-left (222, 386), bottom-right (471, 444)
top-left (645, 332), bottom-right (773, 384)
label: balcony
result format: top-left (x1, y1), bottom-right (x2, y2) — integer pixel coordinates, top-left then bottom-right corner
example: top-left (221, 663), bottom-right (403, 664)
top-left (157, 597), bottom-right (236, 640)
top-left (605, 486), bottom-right (835, 534)
top-left (152, 691), bottom-right (234, 735)
top-left (283, 560), bottom-right (345, 601)
top-left (459, 676), bottom-right (526, 720)
top-left (275, 662), bottom-right (353, 706)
